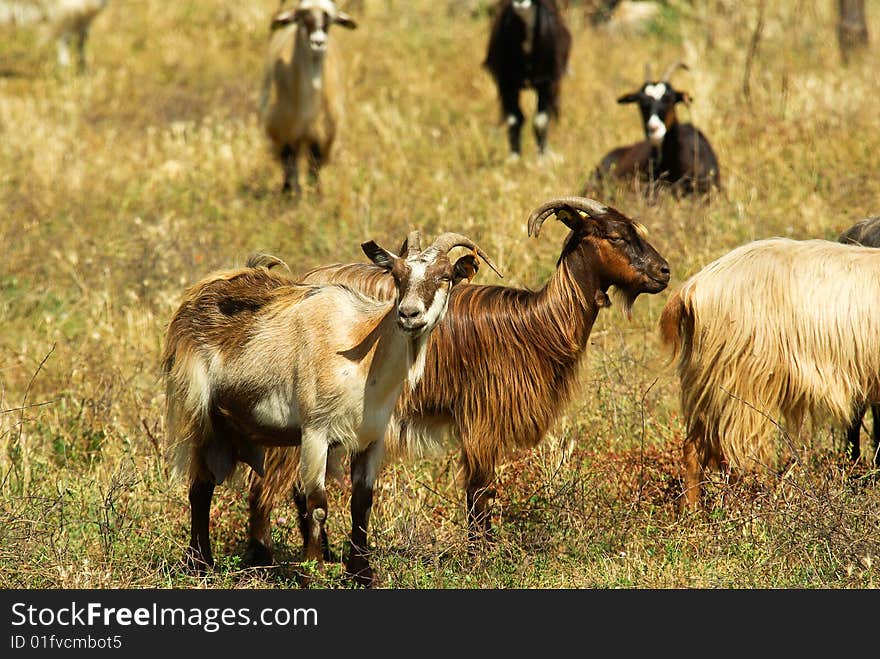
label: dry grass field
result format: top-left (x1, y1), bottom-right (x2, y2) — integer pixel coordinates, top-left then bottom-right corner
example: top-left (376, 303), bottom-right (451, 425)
top-left (1, 0), bottom-right (879, 589)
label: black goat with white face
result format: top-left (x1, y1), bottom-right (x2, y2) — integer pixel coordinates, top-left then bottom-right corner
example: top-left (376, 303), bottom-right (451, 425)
top-left (484, 0), bottom-right (571, 159)
top-left (585, 62), bottom-right (721, 197)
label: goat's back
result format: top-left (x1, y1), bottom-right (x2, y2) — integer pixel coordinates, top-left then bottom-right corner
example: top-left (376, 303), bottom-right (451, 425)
top-left (839, 216), bottom-right (880, 247)
top-left (665, 123), bottom-right (720, 192)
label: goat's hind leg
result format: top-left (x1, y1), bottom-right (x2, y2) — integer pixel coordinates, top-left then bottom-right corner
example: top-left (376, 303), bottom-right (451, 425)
top-left (870, 403), bottom-right (880, 468)
top-left (244, 475), bottom-right (275, 567)
top-left (186, 474), bottom-right (216, 573)
top-left (462, 452), bottom-right (497, 548)
top-left (846, 404), bottom-right (866, 463)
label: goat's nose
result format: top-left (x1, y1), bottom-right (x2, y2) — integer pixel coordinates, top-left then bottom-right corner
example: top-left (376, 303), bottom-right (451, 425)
top-left (398, 305), bottom-right (421, 321)
top-left (310, 32), bottom-right (327, 49)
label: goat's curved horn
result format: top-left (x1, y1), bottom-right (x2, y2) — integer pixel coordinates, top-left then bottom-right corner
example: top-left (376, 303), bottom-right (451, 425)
top-left (406, 230), bottom-right (422, 257)
top-left (527, 196), bottom-right (609, 238)
top-left (425, 232), bottom-right (503, 279)
top-left (660, 60), bottom-right (689, 82)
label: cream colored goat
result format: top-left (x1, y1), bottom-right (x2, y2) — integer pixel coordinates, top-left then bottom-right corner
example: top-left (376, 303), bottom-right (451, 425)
top-left (162, 232), bottom-right (500, 586)
top-left (661, 238), bottom-right (880, 510)
top-left (0, 0), bottom-right (108, 71)
top-left (259, 0), bottom-right (357, 194)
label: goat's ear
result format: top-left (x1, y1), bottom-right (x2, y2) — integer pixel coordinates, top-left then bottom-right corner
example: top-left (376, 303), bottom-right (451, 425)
top-left (396, 237), bottom-right (408, 257)
top-left (556, 206), bottom-right (585, 232)
top-left (617, 92), bottom-right (641, 104)
top-left (270, 10), bottom-right (298, 30)
top-left (676, 91), bottom-right (692, 106)
top-left (334, 12), bottom-right (358, 29)
top-left (452, 254), bottom-right (479, 285)
top-left (362, 241), bottom-right (397, 271)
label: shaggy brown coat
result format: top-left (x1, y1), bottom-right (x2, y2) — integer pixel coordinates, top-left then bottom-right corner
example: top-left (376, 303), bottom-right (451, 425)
top-left (247, 197), bottom-right (670, 554)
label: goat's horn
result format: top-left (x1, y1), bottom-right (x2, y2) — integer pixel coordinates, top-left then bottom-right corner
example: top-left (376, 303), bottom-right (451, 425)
top-left (527, 196), bottom-right (608, 237)
top-left (425, 232), bottom-right (504, 279)
top-left (660, 60), bottom-right (689, 82)
top-left (406, 230), bottom-right (422, 257)
top-left (644, 61), bottom-right (653, 81)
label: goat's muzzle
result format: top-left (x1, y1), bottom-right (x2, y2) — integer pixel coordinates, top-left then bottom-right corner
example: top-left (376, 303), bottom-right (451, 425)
top-left (397, 305), bottom-right (428, 335)
top-left (645, 263), bottom-right (671, 293)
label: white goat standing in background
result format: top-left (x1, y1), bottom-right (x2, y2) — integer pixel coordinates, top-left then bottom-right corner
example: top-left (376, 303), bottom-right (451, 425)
top-left (0, 1), bottom-right (108, 71)
top-left (260, 0), bottom-right (358, 195)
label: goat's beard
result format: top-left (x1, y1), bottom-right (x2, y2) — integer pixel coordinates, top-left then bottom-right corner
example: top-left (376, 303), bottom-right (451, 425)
top-left (609, 286), bottom-right (637, 321)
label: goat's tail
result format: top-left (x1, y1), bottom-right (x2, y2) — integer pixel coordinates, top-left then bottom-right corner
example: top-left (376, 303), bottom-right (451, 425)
top-left (246, 252), bottom-right (290, 272)
top-left (659, 290), bottom-right (689, 367)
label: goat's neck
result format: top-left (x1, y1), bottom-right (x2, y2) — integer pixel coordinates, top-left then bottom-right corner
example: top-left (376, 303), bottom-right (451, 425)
top-left (293, 37), bottom-right (326, 91)
top-left (514, 4), bottom-right (538, 56)
top-left (367, 307), bottom-right (430, 397)
top-left (535, 253), bottom-right (603, 350)
top-left (653, 119), bottom-right (680, 167)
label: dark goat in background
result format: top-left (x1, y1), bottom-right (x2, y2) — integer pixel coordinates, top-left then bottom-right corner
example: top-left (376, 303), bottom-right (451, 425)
top-left (839, 215), bottom-right (880, 466)
top-left (584, 62), bottom-right (720, 197)
top-left (484, 0), bottom-right (571, 158)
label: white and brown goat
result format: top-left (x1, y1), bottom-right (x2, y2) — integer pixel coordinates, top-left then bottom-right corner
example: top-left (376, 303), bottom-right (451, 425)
top-left (259, 0), bottom-right (357, 195)
top-left (246, 196), bottom-right (670, 556)
top-left (162, 232), bottom-right (501, 586)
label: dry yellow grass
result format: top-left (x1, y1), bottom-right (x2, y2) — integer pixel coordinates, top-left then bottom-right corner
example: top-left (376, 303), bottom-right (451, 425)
top-left (1, 0), bottom-right (879, 589)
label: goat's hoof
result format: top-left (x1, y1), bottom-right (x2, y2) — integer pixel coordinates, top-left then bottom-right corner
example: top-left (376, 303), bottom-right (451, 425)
top-left (537, 150), bottom-right (563, 165)
top-left (242, 541), bottom-right (274, 568)
top-left (345, 561), bottom-right (377, 588)
top-left (505, 152), bottom-right (522, 164)
top-left (184, 547), bottom-right (214, 575)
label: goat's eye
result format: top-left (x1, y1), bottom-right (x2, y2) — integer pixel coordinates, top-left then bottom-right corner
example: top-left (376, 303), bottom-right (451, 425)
top-left (609, 236), bottom-right (626, 245)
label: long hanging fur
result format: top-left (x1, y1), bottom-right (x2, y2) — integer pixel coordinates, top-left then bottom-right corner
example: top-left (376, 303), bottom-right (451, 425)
top-left (661, 237), bottom-right (880, 472)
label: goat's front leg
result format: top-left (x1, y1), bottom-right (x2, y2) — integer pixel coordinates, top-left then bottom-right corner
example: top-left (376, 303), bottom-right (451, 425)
top-left (186, 475), bottom-right (216, 573)
top-left (55, 32), bottom-right (73, 69)
top-left (75, 28), bottom-right (89, 73)
top-left (346, 440), bottom-right (384, 588)
top-left (280, 142), bottom-right (300, 195)
top-left (499, 86), bottom-right (524, 158)
top-left (306, 140), bottom-right (325, 194)
top-left (292, 482), bottom-right (333, 561)
top-left (298, 434), bottom-right (329, 585)
top-left (533, 81), bottom-right (554, 155)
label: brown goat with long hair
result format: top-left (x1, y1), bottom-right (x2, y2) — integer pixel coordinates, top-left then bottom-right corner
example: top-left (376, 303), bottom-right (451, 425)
top-left (244, 196), bottom-right (670, 564)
